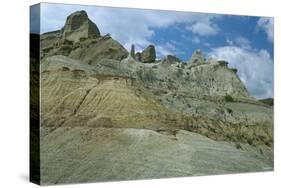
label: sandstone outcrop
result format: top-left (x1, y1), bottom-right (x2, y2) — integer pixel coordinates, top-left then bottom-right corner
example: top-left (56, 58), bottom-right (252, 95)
top-left (135, 52), bottom-right (142, 61)
top-left (189, 49), bottom-right (205, 63)
top-left (162, 54), bottom-right (181, 64)
top-left (62, 10), bottom-right (100, 42)
top-left (141, 45), bottom-right (156, 63)
top-left (40, 11), bottom-right (128, 64)
top-left (130, 44), bottom-right (135, 59)
top-left (68, 36), bottom-right (128, 65)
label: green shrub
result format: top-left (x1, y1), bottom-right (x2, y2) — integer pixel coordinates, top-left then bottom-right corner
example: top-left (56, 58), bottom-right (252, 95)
top-left (79, 37), bottom-right (87, 42)
top-left (224, 94), bottom-right (234, 102)
top-left (230, 68), bottom-right (238, 74)
top-left (218, 60), bottom-right (228, 66)
top-left (226, 108), bottom-right (233, 114)
top-left (235, 143), bottom-right (242, 149)
top-left (176, 68), bottom-right (183, 77)
top-left (247, 138), bottom-right (253, 145)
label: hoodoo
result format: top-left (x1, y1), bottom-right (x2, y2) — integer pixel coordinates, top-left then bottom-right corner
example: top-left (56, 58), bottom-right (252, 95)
top-left (62, 10), bottom-right (100, 42)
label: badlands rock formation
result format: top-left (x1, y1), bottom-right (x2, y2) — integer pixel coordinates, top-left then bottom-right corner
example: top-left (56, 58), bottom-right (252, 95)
top-left (140, 44), bottom-right (156, 63)
top-left (35, 10), bottom-right (273, 185)
top-left (189, 49), bottom-right (205, 63)
top-left (62, 10), bottom-right (100, 42)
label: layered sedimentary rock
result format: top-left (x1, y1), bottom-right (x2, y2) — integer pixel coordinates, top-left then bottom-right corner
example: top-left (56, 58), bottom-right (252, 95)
top-left (141, 45), bottom-right (156, 63)
top-left (40, 127), bottom-right (272, 184)
top-left (62, 10), bottom-right (100, 42)
top-left (68, 36), bottom-right (128, 65)
top-left (37, 10), bottom-right (274, 185)
top-left (40, 13), bottom-right (128, 64)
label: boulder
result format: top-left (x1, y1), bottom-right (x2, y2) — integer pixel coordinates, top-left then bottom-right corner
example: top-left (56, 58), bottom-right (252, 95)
top-left (141, 45), bottom-right (156, 63)
top-left (62, 10), bottom-right (100, 42)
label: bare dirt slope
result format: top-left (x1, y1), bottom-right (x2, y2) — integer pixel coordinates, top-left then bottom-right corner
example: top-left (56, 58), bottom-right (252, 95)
top-left (40, 127), bottom-right (272, 185)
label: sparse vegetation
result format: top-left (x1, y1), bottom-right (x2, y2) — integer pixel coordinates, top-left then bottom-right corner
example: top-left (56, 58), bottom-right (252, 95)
top-left (136, 68), bottom-right (157, 83)
top-left (236, 143), bottom-right (242, 149)
top-left (218, 60), bottom-right (228, 66)
top-left (259, 98), bottom-right (274, 106)
top-left (79, 37), bottom-right (87, 42)
top-left (230, 68), bottom-right (238, 74)
top-left (247, 137), bottom-right (253, 145)
top-left (176, 68), bottom-right (183, 77)
top-left (61, 67), bottom-right (70, 71)
top-left (224, 94), bottom-right (234, 102)
top-left (181, 63), bottom-right (186, 69)
top-left (226, 108), bottom-right (233, 114)
top-left (104, 33), bottom-right (111, 37)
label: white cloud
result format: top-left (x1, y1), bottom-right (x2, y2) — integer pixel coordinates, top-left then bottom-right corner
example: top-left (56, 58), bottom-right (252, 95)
top-left (226, 39), bottom-right (233, 46)
top-left (257, 17), bottom-right (274, 43)
top-left (40, 3), bottom-right (220, 52)
top-left (39, 4), bottom-right (273, 99)
top-left (234, 36), bottom-right (251, 50)
top-left (155, 42), bottom-right (180, 58)
top-left (186, 22), bottom-right (218, 36)
top-left (203, 42), bottom-right (210, 47)
top-left (191, 36), bottom-right (201, 44)
top-left (208, 46), bottom-right (273, 99)
top-left (226, 37), bottom-right (251, 50)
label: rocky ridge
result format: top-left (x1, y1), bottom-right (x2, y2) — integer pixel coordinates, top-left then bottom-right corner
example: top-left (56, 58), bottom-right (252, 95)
top-left (36, 10), bottom-right (273, 184)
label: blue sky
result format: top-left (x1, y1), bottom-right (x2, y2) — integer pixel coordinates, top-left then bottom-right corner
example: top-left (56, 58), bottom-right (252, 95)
top-left (30, 3), bottom-right (274, 99)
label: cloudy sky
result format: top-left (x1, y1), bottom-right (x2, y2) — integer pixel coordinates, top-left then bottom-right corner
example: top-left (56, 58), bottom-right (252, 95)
top-left (30, 3), bottom-right (274, 99)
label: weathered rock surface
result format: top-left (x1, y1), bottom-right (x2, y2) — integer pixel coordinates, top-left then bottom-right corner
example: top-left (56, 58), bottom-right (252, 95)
top-left (163, 55), bottom-right (182, 64)
top-left (41, 55), bottom-right (273, 149)
top-left (130, 44), bottom-right (135, 59)
top-left (135, 52), bottom-right (142, 61)
top-left (41, 56), bottom-right (183, 130)
top-left (62, 10), bottom-right (100, 42)
top-left (68, 36), bottom-right (128, 65)
top-left (41, 33), bottom-right (128, 65)
top-left (37, 10), bottom-right (274, 185)
top-left (141, 45), bottom-right (156, 63)
top-left (40, 11), bottom-right (127, 63)
top-left (259, 98), bottom-right (274, 106)
top-left (40, 30), bottom-right (62, 51)
top-left (40, 127), bottom-right (272, 185)
top-left (189, 49), bottom-right (205, 63)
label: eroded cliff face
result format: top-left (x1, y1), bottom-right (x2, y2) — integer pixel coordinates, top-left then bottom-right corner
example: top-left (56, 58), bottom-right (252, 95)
top-left (40, 11), bottom-right (128, 64)
top-left (41, 55), bottom-right (272, 146)
top-left (37, 10), bottom-right (273, 185)
top-left (62, 10), bottom-right (100, 42)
